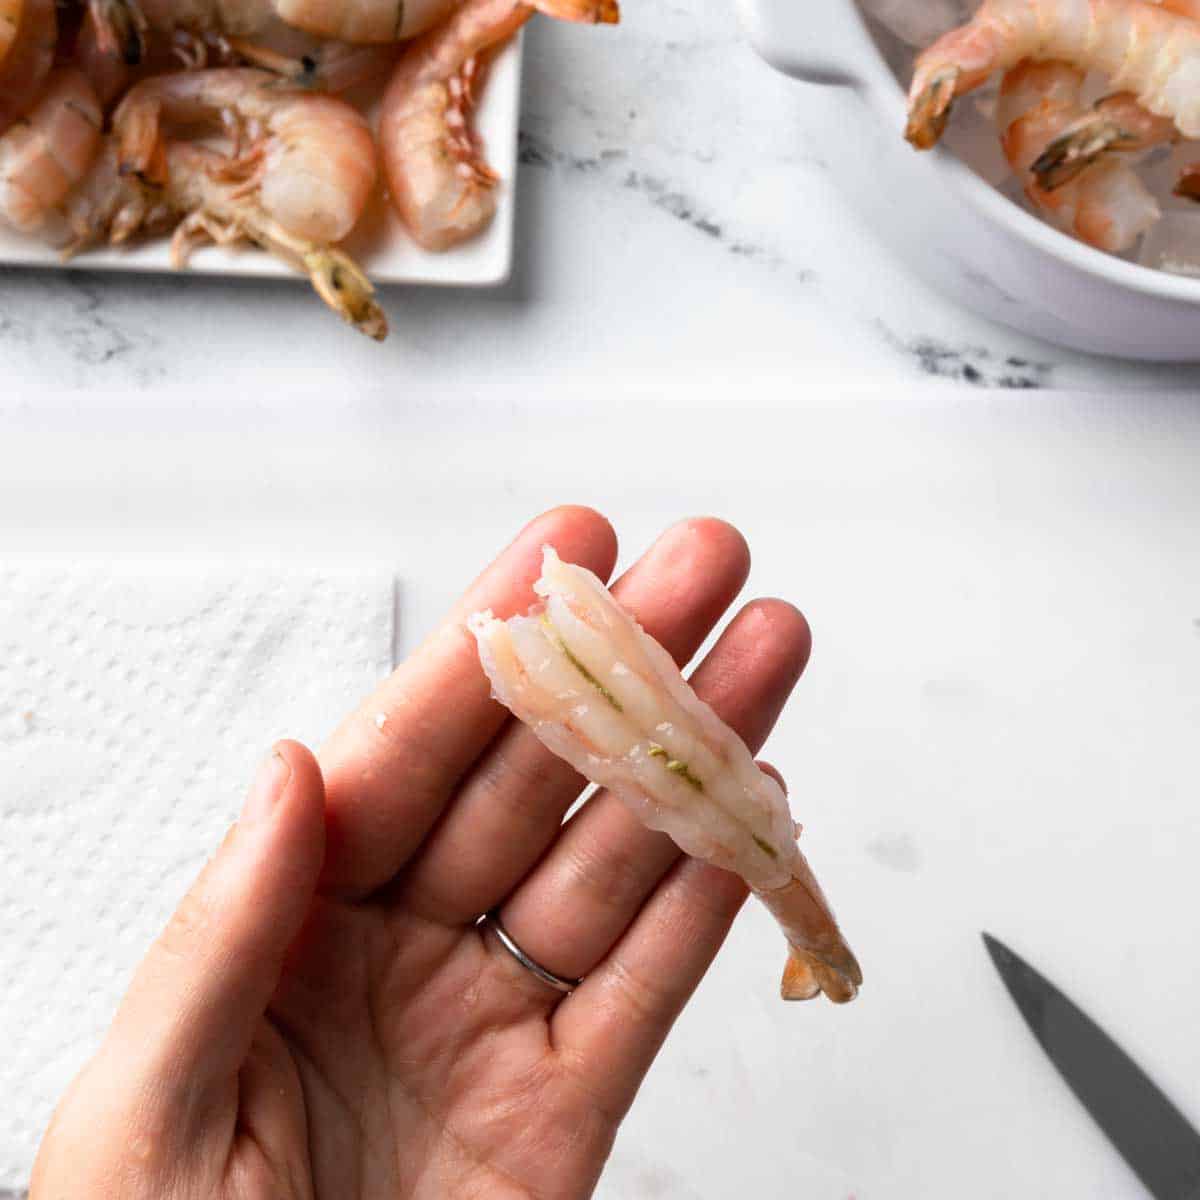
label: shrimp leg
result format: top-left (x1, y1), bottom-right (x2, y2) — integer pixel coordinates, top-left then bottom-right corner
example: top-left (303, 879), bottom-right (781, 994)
top-left (471, 548), bottom-right (861, 1005)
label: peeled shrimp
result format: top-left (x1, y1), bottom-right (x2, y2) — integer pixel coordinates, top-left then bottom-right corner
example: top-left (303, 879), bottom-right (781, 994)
top-left (0, 68), bottom-right (102, 234)
top-left (471, 548), bottom-right (862, 1004)
top-left (379, 0), bottom-right (618, 251)
top-left (906, 0), bottom-right (1200, 151)
top-left (0, 0), bottom-right (54, 133)
top-left (109, 69), bottom-right (386, 338)
top-left (997, 61), bottom-right (1160, 252)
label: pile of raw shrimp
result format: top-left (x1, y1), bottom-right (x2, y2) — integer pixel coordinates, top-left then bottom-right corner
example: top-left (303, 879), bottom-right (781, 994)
top-left (0, 0), bottom-right (618, 340)
top-left (868, 0), bottom-right (1200, 269)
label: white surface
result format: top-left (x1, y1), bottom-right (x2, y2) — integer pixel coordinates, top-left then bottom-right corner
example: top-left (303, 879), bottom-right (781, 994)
top-left (0, 565), bottom-right (394, 1191)
top-left (0, 37), bottom-right (522, 288)
top-left (2, 386), bottom-right (1198, 1198)
top-left (6, 0), bottom-right (1200, 391)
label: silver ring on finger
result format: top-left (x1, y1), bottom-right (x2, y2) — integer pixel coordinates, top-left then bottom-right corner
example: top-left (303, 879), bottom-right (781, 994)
top-left (482, 910), bottom-right (583, 996)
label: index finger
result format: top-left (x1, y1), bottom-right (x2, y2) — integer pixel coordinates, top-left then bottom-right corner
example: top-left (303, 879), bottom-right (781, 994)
top-left (318, 506), bottom-right (618, 897)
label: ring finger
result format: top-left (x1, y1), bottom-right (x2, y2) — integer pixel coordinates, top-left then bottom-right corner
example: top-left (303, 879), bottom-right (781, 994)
top-left (484, 596), bottom-right (812, 997)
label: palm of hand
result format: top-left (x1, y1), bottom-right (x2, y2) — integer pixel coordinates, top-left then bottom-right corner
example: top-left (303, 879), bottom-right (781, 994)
top-left (33, 508), bottom-right (811, 1200)
top-left (253, 899), bottom-right (615, 1200)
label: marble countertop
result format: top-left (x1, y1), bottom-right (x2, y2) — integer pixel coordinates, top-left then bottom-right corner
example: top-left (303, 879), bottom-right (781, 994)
top-left (4, 0), bottom-right (1200, 394)
top-left (4, 4), bottom-right (1200, 1199)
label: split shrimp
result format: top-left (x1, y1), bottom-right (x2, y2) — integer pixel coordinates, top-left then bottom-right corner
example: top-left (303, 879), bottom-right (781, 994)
top-left (0, 0), bottom-right (55, 133)
top-left (0, 68), bottom-right (102, 233)
top-left (472, 548), bottom-right (862, 1004)
top-left (998, 61), bottom-right (1160, 252)
top-left (110, 69), bottom-right (386, 337)
top-left (379, 0), bottom-right (619, 251)
top-left (905, 0), bottom-right (1200, 151)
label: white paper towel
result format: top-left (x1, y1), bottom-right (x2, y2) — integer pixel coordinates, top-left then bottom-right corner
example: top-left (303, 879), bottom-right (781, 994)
top-left (0, 565), bottom-right (394, 1191)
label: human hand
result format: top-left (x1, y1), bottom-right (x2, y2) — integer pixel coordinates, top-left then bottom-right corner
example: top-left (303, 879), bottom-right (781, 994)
top-left (32, 507), bottom-right (812, 1200)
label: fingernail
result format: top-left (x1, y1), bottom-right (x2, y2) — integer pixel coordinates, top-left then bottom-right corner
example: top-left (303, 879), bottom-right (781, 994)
top-left (241, 751), bottom-right (291, 827)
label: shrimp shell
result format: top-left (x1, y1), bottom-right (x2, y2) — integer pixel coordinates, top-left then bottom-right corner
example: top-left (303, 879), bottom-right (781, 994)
top-left (0, 0), bottom-right (55, 134)
top-left (471, 547), bottom-right (861, 1004)
top-left (0, 68), bottom-right (102, 233)
top-left (379, 0), bottom-right (618, 251)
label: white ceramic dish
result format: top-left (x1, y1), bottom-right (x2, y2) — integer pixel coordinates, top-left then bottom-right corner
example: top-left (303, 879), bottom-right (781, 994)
top-left (0, 34), bottom-right (522, 288)
top-left (738, 0), bottom-right (1200, 360)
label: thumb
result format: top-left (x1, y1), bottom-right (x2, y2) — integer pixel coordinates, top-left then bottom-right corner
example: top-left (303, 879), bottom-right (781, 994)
top-left (107, 740), bottom-right (326, 1103)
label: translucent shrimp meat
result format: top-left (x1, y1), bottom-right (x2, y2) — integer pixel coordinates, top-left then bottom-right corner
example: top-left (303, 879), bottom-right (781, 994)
top-left (470, 547), bottom-right (862, 1004)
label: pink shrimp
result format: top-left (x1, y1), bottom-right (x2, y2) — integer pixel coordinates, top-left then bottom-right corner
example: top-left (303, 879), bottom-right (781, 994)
top-left (997, 61), bottom-right (1161, 253)
top-left (0, 68), bottom-right (102, 234)
top-left (0, 0), bottom-right (21, 69)
top-left (379, 0), bottom-right (618, 252)
top-left (0, 0), bottom-right (55, 134)
top-left (87, 0), bottom-right (461, 68)
top-left (472, 548), bottom-right (861, 1005)
top-left (906, 0), bottom-right (1200, 150)
top-left (108, 68), bottom-right (386, 337)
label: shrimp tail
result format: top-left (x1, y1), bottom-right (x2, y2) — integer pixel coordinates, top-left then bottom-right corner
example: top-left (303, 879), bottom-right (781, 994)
top-left (905, 67), bottom-right (959, 150)
top-left (781, 950), bottom-right (822, 1002)
top-left (759, 871), bottom-right (862, 1004)
top-left (302, 247), bottom-right (388, 341)
top-left (1032, 117), bottom-right (1133, 190)
top-left (529, 0), bottom-right (619, 23)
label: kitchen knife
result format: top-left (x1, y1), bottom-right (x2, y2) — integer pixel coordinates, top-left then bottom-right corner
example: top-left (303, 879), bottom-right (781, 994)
top-left (983, 933), bottom-right (1200, 1200)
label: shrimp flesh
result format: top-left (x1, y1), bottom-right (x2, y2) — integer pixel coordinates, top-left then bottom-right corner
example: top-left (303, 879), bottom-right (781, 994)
top-left (906, 0), bottom-right (1200, 151)
top-left (471, 548), bottom-right (862, 1004)
top-left (109, 69), bottom-right (386, 337)
top-left (0, 68), bottom-right (103, 234)
top-left (379, 0), bottom-right (619, 251)
top-left (0, 0), bottom-right (55, 134)
top-left (997, 61), bottom-right (1160, 252)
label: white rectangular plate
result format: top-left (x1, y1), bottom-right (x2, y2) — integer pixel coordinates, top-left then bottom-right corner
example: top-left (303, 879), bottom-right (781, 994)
top-left (0, 33), bottom-right (522, 288)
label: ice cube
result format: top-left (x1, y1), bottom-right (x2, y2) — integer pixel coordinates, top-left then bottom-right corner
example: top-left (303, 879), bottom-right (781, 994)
top-left (1138, 212), bottom-right (1200, 276)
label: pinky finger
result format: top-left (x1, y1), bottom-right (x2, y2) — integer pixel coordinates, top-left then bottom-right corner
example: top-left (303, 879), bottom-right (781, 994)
top-left (550, 854), bottom-right (749, 1120)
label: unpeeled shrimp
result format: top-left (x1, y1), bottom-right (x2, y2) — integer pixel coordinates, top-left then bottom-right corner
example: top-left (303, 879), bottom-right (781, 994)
top-left (109, 69), bottom-right (386, 337)
top-left (997, 61), bottom-right (1160, 252)
top-left (906, 0), bottom-right (1200, 151)
top-left (90, 0), bottom-right (460, 66)
top-left (471, 548), bottom-right (862, 1004)
top-left (0, 0), bottom-right (55, 133)
top-left (379, 0), bottom-right (618, 251)
top-left (0, 0), bottom-right (20, 69)
top-left (0, 68), bottom-right (102, 233)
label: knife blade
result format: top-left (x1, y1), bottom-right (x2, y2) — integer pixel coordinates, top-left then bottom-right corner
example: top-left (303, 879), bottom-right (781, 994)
top-left (983, 933), bottom-right (1200, 1200)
